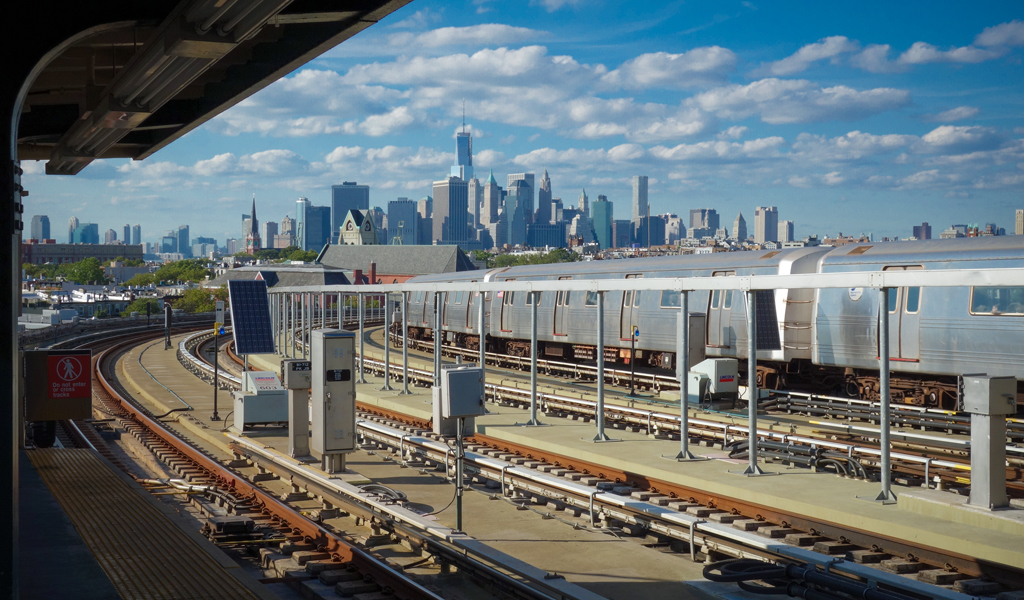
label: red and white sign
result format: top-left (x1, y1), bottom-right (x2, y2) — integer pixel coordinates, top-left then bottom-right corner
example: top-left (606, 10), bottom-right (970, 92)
top-left (48, 354), bottom-right (91, 399)
top-left (719, 375), bottom-right (735, 383)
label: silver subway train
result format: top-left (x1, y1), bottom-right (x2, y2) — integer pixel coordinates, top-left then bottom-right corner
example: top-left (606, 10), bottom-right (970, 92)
top-left (401, 237), bottom-right (1024, 410)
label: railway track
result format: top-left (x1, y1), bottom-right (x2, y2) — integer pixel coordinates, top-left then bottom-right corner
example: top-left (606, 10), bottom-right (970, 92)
top-left (176, 327), bottom-right (1024, 599)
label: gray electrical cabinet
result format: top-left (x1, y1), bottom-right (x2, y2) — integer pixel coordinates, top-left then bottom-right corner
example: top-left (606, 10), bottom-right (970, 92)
top-left (440, 363), bottom-right (485, 418)
top-left (310, 329), bottom-right (356, 471)
top-left (232, 372), bottom-right (288, 431)
top-left (963, 375), bottom-right (1016, 415)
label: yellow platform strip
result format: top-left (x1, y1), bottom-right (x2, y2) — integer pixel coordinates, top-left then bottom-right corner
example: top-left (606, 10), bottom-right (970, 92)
top-left (27, 448), bottom-right (258, 600)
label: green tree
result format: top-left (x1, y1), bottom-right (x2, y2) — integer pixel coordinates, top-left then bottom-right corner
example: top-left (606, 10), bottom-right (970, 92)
top-left (120, 298), bottom-right (160, 317)
top-left (254, 248), bottom-right (280, 261)
top-left (282, 248), bottom-right (317, 262)
top-left (112, 256), bottom-right (145, 267)
top-left (125, 272), bottom-right (157, 286)
top-left (174, 288), bottom-right (217, 313)
top-left (154, 258), bottom-right (211, 283)
top-left (60, 258), bottom-right (108, 284)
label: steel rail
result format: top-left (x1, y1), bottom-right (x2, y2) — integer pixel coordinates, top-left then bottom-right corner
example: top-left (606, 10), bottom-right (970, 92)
top-left (93, 336), bottom-right (445, 600)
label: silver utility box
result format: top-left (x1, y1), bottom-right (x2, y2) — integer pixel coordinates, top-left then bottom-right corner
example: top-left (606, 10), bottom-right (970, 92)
top-left (688, 358), bottom-right (739, 404)
top-left (963, 375), bottom-right (1017, 415)
top-left (440, 363), bottom-right (485, 418)
top-left (232, 371), bottom-right (288, 430)
top-left (281, 359), bottom-right (312, 390)
top-left (310, 329), bottom-right (356, 458)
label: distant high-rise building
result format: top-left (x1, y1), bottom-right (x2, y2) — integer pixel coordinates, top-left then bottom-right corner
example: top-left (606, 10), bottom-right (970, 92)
top-left (778, 220), bottom-right (794, 243)
top-left (432, 177), bottom-right (469, 245)
top-left (296, 198), bottom-right (330, 251)
top-left (103, 229), bottom-right (117, 244)
top-left (504, 179), bottom-right (531, 247)
top-left (131, 224), bottom-right (141, 245)
top-left (468, 177), bottom-right (482, 229)
top-left (754, 206), bottom-right (778, 244)
top-left (280, 215), bottom-right (294, 246)
top-left (451, 126), bottom-right (473, 181)
top-left (68, 216), bottom-right (79, 243)
top-left (612, 220), bottom-right (632, 248)
top-left (30, 215), bottom-right (50, 241)
top-left (122, 224), bottom-right (130, 245)
top-left (631, 176), bottom-right (648, 225)
top-left (72, 223), bottom-right (99, 244)
top-left (912, 222), bottom-right (932, 240)
top-left (481, 170), bottom-right (501, 228)
top-left (591, 196), bottom-right (613, 249)
top-left (551, 197), bottom-right (563, 223)
top-left (388, 199), bottom-right (419, 245)
top-left (733, 213), bottom-right (747, 241)
top-left (507, 173), bottom-right (535, 224)
top-left (175, 225), bottom-right (190, 257)
top-left (331, 182), bottom-right (370, 242)
top-left (635, 215), bottom-right (666, 247)
top-left (1015, 210), bottom-right (1022, 235)
top-left (225, 238), bottom-right (240, 254)
top-left (689, 208), bottom-right (720, 232)
top-left (261, 221), bottom-right (278, 247)
top-left (160, 233), bottom-right (177, 253)
top-left (418, 196), bottom-right (432, 219)
top-left (663, 214), bottom-right (684, 244)
top-left (295, 197), bottom-right (310, 249)
top-left (245, 196), bottom-right (261, 254)
top-left (577, 189), bottom-right (589, 218)
top-left (536, 169), bottom-right (552, 224)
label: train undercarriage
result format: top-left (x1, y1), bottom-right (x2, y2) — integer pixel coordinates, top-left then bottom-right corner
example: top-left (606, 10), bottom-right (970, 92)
top-left (400, 325), bottom-right (1020, 411)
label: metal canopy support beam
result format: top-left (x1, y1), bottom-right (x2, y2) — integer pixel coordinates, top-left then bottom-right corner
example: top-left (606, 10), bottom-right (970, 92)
top-left (433, 292), bottom-right (441, 385)
top-left (593, 292), bottom-right (610, 442)
top-left (524, 292), bottom-right (542, 427)
top-left (874, 287), bottom-right (898, 504)
top-left (301, 292), bottom-right (307, 360)
top-left (478, 292), bottom-right (486, 390)
top-left (400, 292), bottom-right (410, 395)
top-left (380, 293), bottom-right (393, 391)
top-left (667, 291), bottom-right (701, 461)
top-left (357, 292), bottom-right (366, 383)
top-left (742, 290), bottom-right (767, 476)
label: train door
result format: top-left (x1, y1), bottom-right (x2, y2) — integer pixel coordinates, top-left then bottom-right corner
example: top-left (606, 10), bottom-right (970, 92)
top-left (553, 276), bottom-right (571, 336)
top-left (706, 271), bottom-right (736, 348)
top-left (619, 274), bottom-right (642, 340)
top-left (423, 291), bottom-right (434, 326)
top-left (500, 280), bottom-right (515, 332)
top-left (883, 266), bottom-right (922, 361)
top-left (465, 290), bottom-right (476, 331)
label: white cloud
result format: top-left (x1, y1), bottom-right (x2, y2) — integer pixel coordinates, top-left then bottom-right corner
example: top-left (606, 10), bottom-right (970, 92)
top-left (849, 44), bottom-right (907, 73)
top-left (974, 20), bottom-right (1024, 47)
top-left (601, 47), bottom-right (736, 88)
top-left (788, 175), bottom-right (811, 188)
top-left (897, 41), bottom-right (1002, 65)
top-left (690, 79), bottom-right (910, 124)
top-left (718, 126), bottom-right (748, 140)
top-left (917, 125), bottom-right (1005, 154)
top-left (649, 137), bottom-right (786, 162)
top-left (822, 171), bottom-right (845, 185)
top-left (897, 169), bottom-right (960, 189)
top-left (756, 36), bottom-right (859, 76)
top-left (791, 131), bottom-right (916, 161)
top-left (387, 24), bottom-right (541, 49)
top-left (925, 106), bottom-right (979, 122)
top-left (531, 0), bottom-right (582, 11)
top-left (387, 9), bottom-right (442, 29)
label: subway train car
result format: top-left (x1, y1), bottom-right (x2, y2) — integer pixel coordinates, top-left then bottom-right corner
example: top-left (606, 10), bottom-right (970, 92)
top-left (403, 237), bottom-right (1024, 409)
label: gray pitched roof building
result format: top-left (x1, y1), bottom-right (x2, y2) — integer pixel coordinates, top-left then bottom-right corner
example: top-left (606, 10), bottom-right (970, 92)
top-left (316, 244), bottom-right (476, 282)
top-left (204, 263), bottom-right (350, 289)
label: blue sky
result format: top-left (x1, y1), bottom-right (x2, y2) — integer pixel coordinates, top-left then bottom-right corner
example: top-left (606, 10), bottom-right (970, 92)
top-left (22, 1), bottom-right (1024, 244)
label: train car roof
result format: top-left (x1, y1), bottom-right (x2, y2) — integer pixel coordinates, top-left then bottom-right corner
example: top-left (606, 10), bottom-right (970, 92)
top-left (819, 236), bottom-right (1024, 267)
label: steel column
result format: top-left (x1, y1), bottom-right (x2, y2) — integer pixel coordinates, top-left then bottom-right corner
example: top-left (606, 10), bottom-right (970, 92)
top-left (302, 293), bottom-right (308, 359)
top-left (320, 292), bottom-right (325, 329)
top-left (478, 292), bottom-right (486, 382)
top-left (433, 292), bottom-right (441, 385)
top-left (593, 291), bottom-right (610, 441)
top-left (380, 293), bottom-right (393, 391)
top-left (525, 292), bottom-right (541, 426)
top-left (401, 292), bottom-right (410, 394)
top-left (671, 291), bottom-right (700, 460)
top-left (289, 294), bottom-right (295, 359)
top-left (742, 290), bottom-right (766, 476)
top-left (874, 287), bottom-right (897, 503)
top-left (357, 292), bottom-right (366, 383)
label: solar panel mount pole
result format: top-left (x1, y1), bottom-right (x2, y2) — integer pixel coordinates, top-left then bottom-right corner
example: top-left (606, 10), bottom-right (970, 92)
top-left (357, 292), bottom-right (366, 383)
top-left (380, 293), bottom-right (393, 391)
top-left (524, 291), bottom-right (542, 426)
top-left (592, 291), bottom-right (610, 441)
top-left (741, 290), bottom-right (767, 476)
top-left (874, 287), bottom-right (897, 504)
top-left (400, 292), bottom-right (410, 394)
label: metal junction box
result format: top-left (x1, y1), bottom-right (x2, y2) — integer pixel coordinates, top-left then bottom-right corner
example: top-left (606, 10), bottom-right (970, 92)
top-left (310, 329), bottom-right (356, 459)
top-left (439, 363), bottom-right (485, 419)
top-left (687, 358), bottom-right (739, 404)
top-left (963, 375), bottom-right (1017, 415)
top-left (281, 359), bottom-right (312, 390)
top-left (232, 371), bottom-right (288, 430)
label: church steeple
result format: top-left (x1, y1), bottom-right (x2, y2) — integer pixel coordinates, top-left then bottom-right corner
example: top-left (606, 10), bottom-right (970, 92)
top-left (246, 194), bottom-right (262, 254)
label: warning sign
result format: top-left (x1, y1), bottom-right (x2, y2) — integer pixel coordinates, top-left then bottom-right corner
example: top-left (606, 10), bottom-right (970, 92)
top-left (48, 354), bottom-right (91, 399)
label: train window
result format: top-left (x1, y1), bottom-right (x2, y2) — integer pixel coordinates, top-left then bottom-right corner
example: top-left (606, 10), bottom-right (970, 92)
top-left (888, 289), bottom-right (899, 313)
top-left (723, 290), bottom-right (733, 309)
top-left (633, 291), bottom-right (641, 307)
top-left (526, 292), bottom-right (541, 306)
top-left (585, 291), bottom-right (599, 307)
top-left (970, 287), bottom-right (1024, 316)
top-left (660, 290), bottom-right (680, 308)
top-left (905, 287), bottom-right (920, 314)
top-left (563, 291), bottom-right (572, 306)
top-left (711, 290), bottom-right (721, 309)
top-left (455, 291), bottom-right (464, 304)
top-left (555, 291), bottom-right (563, 305)
top-left (623, 291), bottom-right (632, 306)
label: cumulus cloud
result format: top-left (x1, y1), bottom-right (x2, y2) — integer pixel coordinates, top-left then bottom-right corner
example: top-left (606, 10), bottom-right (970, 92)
top-left (601, 47), bottom-right (737, 88)
top-left (718, 126), bottom-right (748, 140)
top-left (387, 24), bottom-right (541, 49)
top-left (531, 0), bottom-right (582, 11)
top-left (974, 20), bottom-right (1024, 48)
top-left (511, 144), bottom-right (645, 168)
top-left (791, 131), bottom-right (916, 161)
top-left (849, 44), bottom-right (907, 73)
top-left (897, 41), bottom-right (1002, 65)
top-left (648, 137), bottom-right (786, 162)
top-left (916, 125), bottom-right (1005, 154)
top-left (924, 106), bottom-right (979, 122)
top-left (690, 79), bottom-right (910, 124)
top-left (756, 36), bottom-right (859, 76)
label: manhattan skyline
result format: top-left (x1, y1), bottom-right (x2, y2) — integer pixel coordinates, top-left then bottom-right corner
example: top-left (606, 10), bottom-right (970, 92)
top-left (18, 1), bottom-right (1024, 243)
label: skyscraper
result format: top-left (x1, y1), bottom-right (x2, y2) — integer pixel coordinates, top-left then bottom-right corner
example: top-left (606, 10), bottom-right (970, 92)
top-left (72, 223), bottom-right (99, 244)
top-left (591, 195), bottom-right (613, 249)
top-left (481, 170), bottom-right (501, 228)
top-left (754, 206), bottom-right (778, 244)
top-left (280, 216), bottom-right (294, 246)
top-left (912, 222), bottom-right (932, 240)
top-left (387, 198), bottom-right (419, 245)
top-left (504, 179), bottom-right (530, 247)
top-left (104, 229), bottom-right (117, 244)
top-left (261, 221), bottom-right (278, 247)
top-left (68, 216), bottom-right (79, 243)
top-left (631, 176), bottom-right (648, 225)
top-left (30, 215), bottom-right (49, 240)
top-left (578, 189), bottom-right (589, 218)
top-left (122, 224), bottom-right (130, 245)
top-left (468, 177), bottom-right (482, 229)
top-left (507, 173), bottom-right (534, 224)
top-left (536, 169), bottom-right (552, 224)
top-left (331, 182), bottom-right (370, 241)
top-left (295, 197), bottom-right (310, 249)
top-left (432, 177), bottom-right (469, 245)
top-left (132, 224), bottom-right (141, 245)
top-left (733, 213), bottom-right (747, 241)
top-left (418, 197), bottom-right (432, 219)
top-left (298, 203), bottom-right (331, 251)
top-left (177, 225), bottom-right (190, 257)
top-left (778, 220), bottom-right (794, 243)
top-left (1015, 210), bottom-right (1022, 235)
top-left (451, 127), bottom-right (473, 181)
top-left (689, 208), bottom-right (720, 231)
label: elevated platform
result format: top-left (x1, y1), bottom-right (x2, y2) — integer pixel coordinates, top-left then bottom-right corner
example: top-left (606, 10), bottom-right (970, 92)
top-left (21, 447), bottom-right (269, 600)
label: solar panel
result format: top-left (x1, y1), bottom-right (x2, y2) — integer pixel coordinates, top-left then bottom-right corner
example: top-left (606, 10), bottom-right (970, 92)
top-left (754, 290), bottom-right (782, 351)
top-left (228, 280), bottom-right (276, 355)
